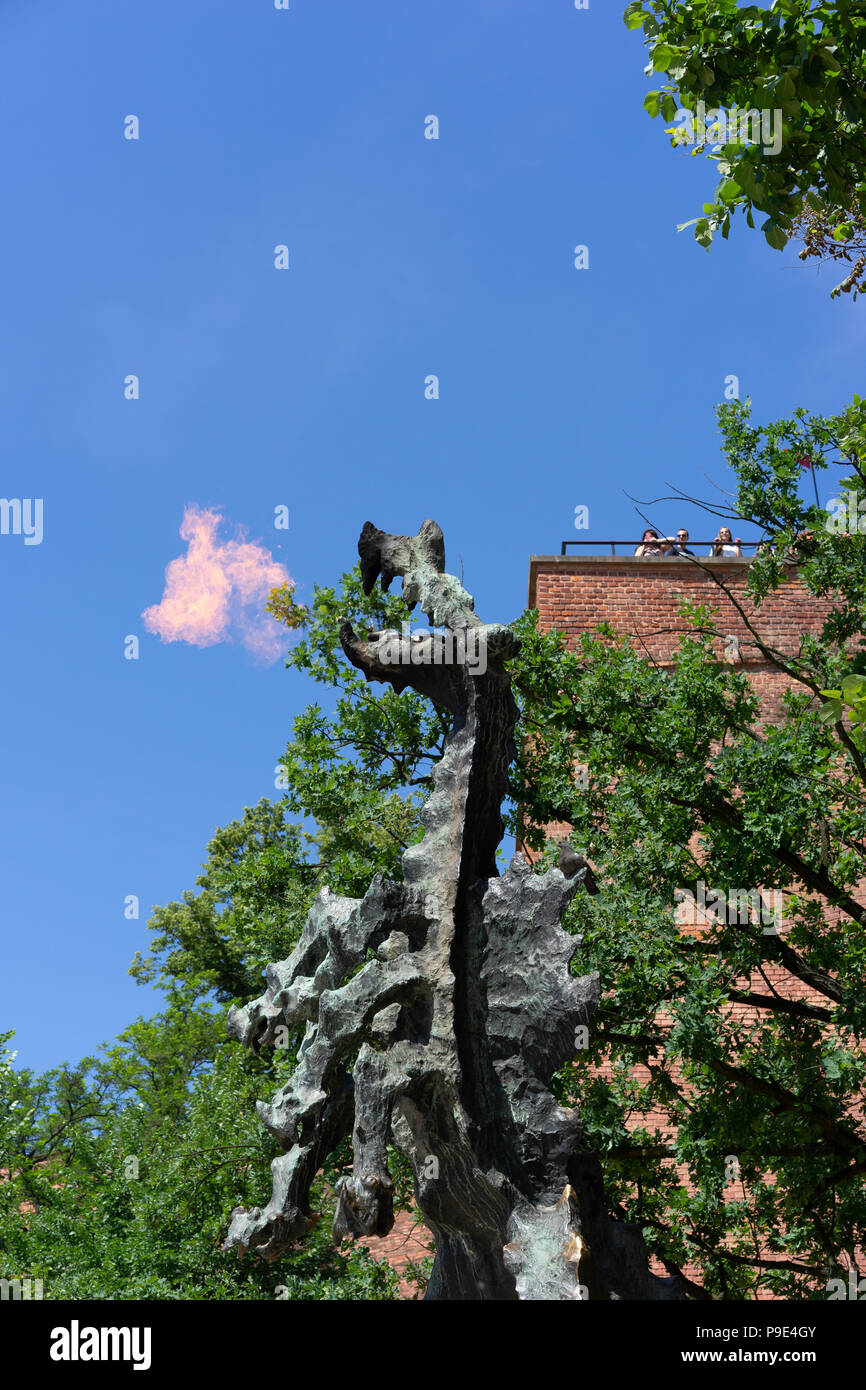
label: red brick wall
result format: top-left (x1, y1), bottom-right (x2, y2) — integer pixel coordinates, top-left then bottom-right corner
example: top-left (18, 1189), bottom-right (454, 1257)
top-left (530, 555), bottom-right (831, 671)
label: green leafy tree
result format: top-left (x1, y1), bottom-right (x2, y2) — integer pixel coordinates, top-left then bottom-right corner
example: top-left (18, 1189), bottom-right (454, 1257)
top-left (0, 1032), bottom-right (402, 1299)
top-left (269, 564), bottom-right (448, 895)
top-left (625, 0), bottom-right (866, 271)
top-left (514, 396), bottom-right (866, 1296)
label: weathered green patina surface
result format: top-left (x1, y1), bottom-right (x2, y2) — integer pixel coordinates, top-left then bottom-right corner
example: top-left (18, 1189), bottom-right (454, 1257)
top-left (225, 521), bottom-right (681, 1300)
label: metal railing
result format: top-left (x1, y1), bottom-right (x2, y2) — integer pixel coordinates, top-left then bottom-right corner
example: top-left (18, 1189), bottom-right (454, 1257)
top-left (559, 539), bottom-right (764, 557)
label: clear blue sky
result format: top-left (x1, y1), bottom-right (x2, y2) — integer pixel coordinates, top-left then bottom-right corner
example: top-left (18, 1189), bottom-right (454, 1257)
top-left (1, 0), bottom-right (860, 1073)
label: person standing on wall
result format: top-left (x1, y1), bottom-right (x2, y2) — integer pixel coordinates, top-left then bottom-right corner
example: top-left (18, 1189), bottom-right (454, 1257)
top-left (666, 529), bottom-right (695, 556)
top-left (710, 527), bottom-right (742, 556)
top-left (634, 528), bottom-right (667, 556)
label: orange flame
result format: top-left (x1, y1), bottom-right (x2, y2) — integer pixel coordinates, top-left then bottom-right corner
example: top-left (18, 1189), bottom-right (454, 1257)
top-left (142, 506), bottom-right (293, 664)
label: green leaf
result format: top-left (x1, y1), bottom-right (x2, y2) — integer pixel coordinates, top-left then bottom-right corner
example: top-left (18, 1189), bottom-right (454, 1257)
top-left (623, 3), bottom-right (645, 30)
top-left (695, 216), bottom-right (713, 249)
top-left (644, 90), bottom-right (660, 118)
top-left (841, 674), bottom-right (866, 701)
top-left (763, 220), bottom-right (788, 250)
top-left (818, 698), bottom-right (844, 725)
top-left (822, 1051), bottom-right (843, 1081)
top-left (651, 44), bottom-right (675, 72)
top-left (733, 161), bottom-right (757, 197)
top-left (816, 46), bottom-right (842, 72)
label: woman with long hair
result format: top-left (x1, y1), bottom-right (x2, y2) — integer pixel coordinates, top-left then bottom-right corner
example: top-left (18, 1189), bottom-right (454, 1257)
top-left (634, 528), bottom-right (667, 556)
top-left (709, 526), bottom-right (742, 557)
